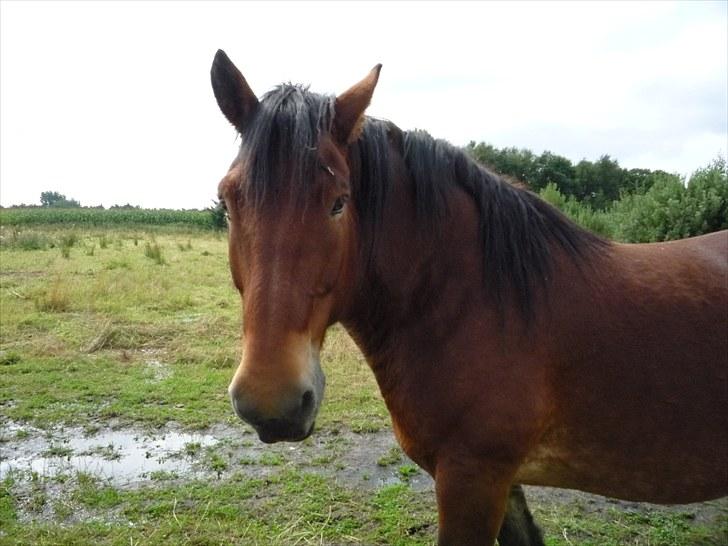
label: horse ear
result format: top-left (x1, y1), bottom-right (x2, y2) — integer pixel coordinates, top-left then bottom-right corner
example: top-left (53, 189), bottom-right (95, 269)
top-left (334, 64), bottom-right (382, 144)
top-left (211, 49), bottom-right (259, 132)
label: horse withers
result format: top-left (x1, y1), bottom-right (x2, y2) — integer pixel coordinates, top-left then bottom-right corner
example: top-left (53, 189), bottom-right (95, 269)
top-left (210, 49), bottom-right (728, 545)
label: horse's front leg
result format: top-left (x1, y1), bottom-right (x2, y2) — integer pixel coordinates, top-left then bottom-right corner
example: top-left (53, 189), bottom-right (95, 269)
top-left (435, 457), bottom-right (517, 546)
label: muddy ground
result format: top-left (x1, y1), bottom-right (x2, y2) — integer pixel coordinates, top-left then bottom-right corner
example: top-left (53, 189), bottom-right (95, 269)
top-left (2, 420), bottom-right (726, 528)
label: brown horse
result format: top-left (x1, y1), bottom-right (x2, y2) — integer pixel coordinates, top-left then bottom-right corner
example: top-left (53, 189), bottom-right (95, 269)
top-left (210, 50), bottom-right (728, 545)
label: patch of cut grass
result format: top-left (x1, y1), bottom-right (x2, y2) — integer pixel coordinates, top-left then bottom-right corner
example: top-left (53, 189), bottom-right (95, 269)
top-left (72, 472), bottom-right (122, 509)
top-left (183, 441), bottom-right (202, 457)
top-left (0, 477), bottom-right (18, 527)
top-left (371, 483), bottom-right (436, 545)
top-left (44, 444), bottom-right (73, 458)
top-left (398, 464), bottom-right (419, 482)
top-left (377, 445), bottom-right (403, 467)
top-left (535, 500), bottom-right (728, 546)
top-left (259, 452), bottom-right (285, 466)
top-left (148, 470), bottom-right (178, 481)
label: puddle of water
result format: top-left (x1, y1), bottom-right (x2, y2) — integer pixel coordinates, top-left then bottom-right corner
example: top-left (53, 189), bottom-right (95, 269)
top-left (1, 424), bottom-right (217, 485)
top-left (0, 421), bottom-right (435, 492)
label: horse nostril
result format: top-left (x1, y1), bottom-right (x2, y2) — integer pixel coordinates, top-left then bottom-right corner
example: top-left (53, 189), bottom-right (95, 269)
top-left (301, 389), bottom-right (315, 415)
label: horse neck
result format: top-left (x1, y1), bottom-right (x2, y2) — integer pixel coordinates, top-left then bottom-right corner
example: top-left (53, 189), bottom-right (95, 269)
top-left (340, 153), bottom-right (500, 370)
top-left (338, 145), bottom-right (606, 384)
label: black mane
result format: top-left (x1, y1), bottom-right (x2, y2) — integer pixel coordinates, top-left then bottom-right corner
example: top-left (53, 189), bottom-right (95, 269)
top-left (400, 129), bottom-right (607, 317)
top-left (238, 84), bottom-right (607, 318)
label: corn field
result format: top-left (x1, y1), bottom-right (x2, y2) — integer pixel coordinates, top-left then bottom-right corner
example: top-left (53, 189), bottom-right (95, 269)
top-left (0, 207), bottom-right (218, 229)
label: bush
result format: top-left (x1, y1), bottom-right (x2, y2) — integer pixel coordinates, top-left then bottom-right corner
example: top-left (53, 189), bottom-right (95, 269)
top-left (683, 157), bottom-right (728, 235)
top-left (539, 184), bottom-right (613, 238)
top-left (207, 200), bottom-right (228, 231)
top-left (610, 158), bottom-right (727, 242)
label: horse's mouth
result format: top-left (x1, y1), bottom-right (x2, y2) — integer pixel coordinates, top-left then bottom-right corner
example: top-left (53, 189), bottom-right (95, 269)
top-left (257, 420), bottom-right (315, 444)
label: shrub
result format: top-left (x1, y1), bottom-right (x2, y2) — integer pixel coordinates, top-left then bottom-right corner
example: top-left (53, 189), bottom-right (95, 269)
top-left (207, 200), bottom-right (228, 231)
top-left (539, 183), bottom-right (613, 238)
top-left (610, 158), bottom-right (727, 242)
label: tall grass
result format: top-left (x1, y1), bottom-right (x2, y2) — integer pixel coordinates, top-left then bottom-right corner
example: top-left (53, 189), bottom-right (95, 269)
top-left (0, 230), bottom-right (51, 250)
top-left (33, 280), bottom-right (72, 312)
top-left (144, 241), bottom-right (166, 265)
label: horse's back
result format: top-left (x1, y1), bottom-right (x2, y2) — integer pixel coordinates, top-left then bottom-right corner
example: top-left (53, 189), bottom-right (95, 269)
top-left (524, 230), bottom-right (728, 503)
top-left (659, 228), bottom-right (727, 270)
top-left (682, 229), bottom-right (728, 274)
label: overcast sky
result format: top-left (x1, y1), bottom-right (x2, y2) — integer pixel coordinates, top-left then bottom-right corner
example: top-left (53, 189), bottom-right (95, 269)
top-left (1, 0), bottom-right (726, 209)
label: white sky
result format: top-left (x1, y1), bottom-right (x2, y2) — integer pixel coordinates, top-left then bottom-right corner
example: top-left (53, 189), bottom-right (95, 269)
top-left (1, 0), bottom-right (726, 209)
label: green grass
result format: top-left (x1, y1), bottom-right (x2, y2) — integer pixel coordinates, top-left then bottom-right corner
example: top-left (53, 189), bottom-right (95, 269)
top-left (1, 469), bottom-right (436, 545)
top-left (0, 225), bottom-right (386, 432)
top-left (535, 502), bottom-right (728, 546)
top-left (1, 225), bottom-right (726, 545)
top-left (377, 445), bottom-right (403, 467)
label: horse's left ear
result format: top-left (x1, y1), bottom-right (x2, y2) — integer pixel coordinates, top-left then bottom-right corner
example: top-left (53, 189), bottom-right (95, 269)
top-left (334, 64), bottom-right (382, 144)
top-left (211, 49), bottom-right (259, 132)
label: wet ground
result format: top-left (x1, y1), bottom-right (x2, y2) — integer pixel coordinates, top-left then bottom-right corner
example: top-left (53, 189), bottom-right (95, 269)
top-left (1, 420), bottom-right (433, 492)
top-left (2, 420), bottom-right (726, 526)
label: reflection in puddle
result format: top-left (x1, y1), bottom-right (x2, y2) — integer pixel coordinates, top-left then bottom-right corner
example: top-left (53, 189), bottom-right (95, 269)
top-left (1, 423), bottom-right (218, 485)
top-left (0, 421), bottom-right (434, 491)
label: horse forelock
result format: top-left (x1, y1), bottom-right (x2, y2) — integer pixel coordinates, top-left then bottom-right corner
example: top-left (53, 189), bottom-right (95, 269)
top-left (237, 84), bottom-right (336, 207)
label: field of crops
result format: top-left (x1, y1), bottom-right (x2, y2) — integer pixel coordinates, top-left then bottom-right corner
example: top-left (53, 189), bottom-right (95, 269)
top-left (0, 207), bottom-right (218, 229)
top-left (1, 223), bottom-right (726, 545)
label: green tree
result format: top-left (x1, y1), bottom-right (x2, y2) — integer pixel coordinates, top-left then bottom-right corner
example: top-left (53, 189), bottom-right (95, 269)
top-left (609, 157), bottom-right (727, 242)
top-left (466, 143), bottom-right (537, 184)
top-left (40, 191), bottom-right (80, 208)
top-left (539, 183), bottom-right (612, 237)
top-left (573, 155), bottom-right (624, 209)
top-left (533, 151), bottom-right (576, 193)
top-left (610, 174), bottom-right (685, 242)
top-left (682, 157), bottom-right (728, 235)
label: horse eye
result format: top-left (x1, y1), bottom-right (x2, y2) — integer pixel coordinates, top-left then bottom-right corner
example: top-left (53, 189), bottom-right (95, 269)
top-left (330, 196), bottom-right (347, 217)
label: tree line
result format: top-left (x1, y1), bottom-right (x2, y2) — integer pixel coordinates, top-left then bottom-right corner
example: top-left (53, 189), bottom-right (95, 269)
top-left (6, 146), bottom-right (727, 242)
top-left (466, 143), bottom-right (727, 243)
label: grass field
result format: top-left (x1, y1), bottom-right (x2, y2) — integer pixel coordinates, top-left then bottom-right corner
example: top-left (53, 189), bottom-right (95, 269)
top-left (1, 224), bottom-right (726, 545)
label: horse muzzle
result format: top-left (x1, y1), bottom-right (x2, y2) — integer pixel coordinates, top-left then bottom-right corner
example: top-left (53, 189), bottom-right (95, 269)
top-left (228, 353), bottom-right (326, 443)
top-left (230, 386), bottom-right (318, 443)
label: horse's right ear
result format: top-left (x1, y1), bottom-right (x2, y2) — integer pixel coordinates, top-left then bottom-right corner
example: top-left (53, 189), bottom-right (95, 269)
top-left (211, 49), bottom-right (259, 132)
top-left (334, 64), bottom-right (382, 144)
